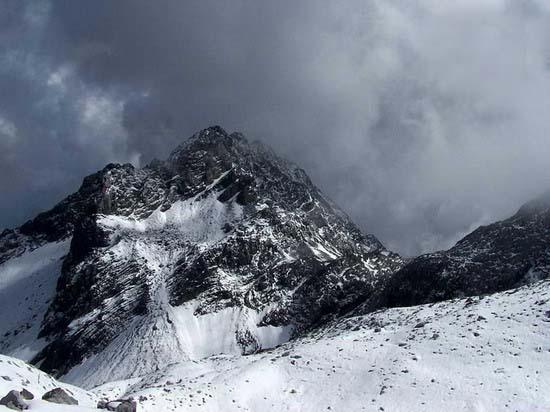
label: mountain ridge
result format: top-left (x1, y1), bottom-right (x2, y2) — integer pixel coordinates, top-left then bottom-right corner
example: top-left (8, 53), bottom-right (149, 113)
top-left (359, 189), bottom-right (550, 312)
top-left (0, 125), bottom-right (549, 398)
top-left (0, 126), bottom-right (402, 387)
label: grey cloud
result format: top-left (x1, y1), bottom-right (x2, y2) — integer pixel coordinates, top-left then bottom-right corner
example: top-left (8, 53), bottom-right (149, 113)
top-left (1, 0), bottom-right (550, 255)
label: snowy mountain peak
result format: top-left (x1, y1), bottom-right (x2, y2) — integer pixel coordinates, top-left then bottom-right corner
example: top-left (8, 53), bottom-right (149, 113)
top-left (0, 127), bottom-right (549, 410)
top-left (170, 125), bottom-right (242, 151)
top-left (165, 125), bottom-right (315, 203)
top-left (0, 126), bottom-right (402, 387)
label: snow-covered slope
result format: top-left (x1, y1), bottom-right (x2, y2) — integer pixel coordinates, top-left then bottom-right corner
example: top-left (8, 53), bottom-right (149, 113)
top-left (91, 278), bottom-right (550, 412)
top-left (0, 126), bottom-right (402, 388)
top-left (0, 240), bottom-right (70, 361)
top-left (1, 279), bottom-right (548, 411)
top-left (0, 354), bottom-right (97, 411)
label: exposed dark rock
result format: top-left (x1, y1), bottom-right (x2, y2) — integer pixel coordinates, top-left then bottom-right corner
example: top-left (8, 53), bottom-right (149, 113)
top-left (42, 388), bottom-right (78, 405)
top-left (97, 399), bottom-right (114, 410)
top-left (0, 390), bottom-right (29, 410)
top-left (19, 389), bottom-right (33, 400)
top-left (98, 399), bottom-right (137, 412)
top-left (116, 400), bottom-right (137, 412)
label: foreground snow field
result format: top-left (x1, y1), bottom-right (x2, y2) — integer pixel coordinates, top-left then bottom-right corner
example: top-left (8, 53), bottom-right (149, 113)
top-left (0, 355), bottom-right (97, 411)
top-left (1, 279), bottom-right (549, 411)
top-left (3, 282), bottom-right (549, 412)
top-left (91, 279), bottom-right (550, 412)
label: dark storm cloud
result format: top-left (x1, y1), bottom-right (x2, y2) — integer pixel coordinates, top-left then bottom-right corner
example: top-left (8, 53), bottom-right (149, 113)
top-left (1, 0), bottom-right (550, 255)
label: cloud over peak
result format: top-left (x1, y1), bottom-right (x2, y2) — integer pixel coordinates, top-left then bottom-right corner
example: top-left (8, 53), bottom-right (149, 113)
top-left (1, 0), bottom-right (550, 255)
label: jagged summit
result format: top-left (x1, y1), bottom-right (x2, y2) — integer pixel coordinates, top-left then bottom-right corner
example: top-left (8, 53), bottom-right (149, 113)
top-left (0, 126), bottom-right (402, 387)
top-left (516, 189), bottom-right (550, 216)
top-left (1, 126), bottom-right (317, 253)
top-left (169, 125), bottom-right (244, 152)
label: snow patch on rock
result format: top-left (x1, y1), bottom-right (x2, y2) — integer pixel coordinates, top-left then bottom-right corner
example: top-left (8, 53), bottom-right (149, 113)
top-left (99, 192), bottom-right (243, 247)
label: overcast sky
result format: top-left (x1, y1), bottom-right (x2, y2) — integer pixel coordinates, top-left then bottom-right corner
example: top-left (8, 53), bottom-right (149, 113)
top-left (1, 0), bottom-right (550, 255)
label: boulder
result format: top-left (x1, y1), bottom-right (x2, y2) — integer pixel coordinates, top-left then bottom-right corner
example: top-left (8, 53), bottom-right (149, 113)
top-left (0, 390), bottom-right (29, 410)
top-left (116, 399), bottom-right (137, 412)
top-left (20, 389), bottom-right (34, 400)
top-left (42, 387), bottom-right (78, 405)
top-left (97, 399), bottom-right (136, 411)
top-left (97, 399), bottom-right (117, 411)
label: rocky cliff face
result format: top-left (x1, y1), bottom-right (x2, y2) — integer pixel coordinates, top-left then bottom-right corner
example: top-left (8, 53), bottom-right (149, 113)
top-left (0, 126), bottom-right (402, 386)
top-left (367, 191), bottom-right (550, 310)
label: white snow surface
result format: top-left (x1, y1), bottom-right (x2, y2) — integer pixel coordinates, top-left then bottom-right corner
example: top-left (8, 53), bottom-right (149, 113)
top-left (62, 301), bottom-right (292, 389)
top-left (0, 240), bottom-right (70, 361)
top-left (1, 280), bottom-right (549, 411)
top-left (87, 279), bottom-right (550, 412)
top-left (99, 191), bottom-right (243, 247)
top-left (0, 354), bottom-right (97, 411)
top-left (170, 303), bottom-right (292, 359)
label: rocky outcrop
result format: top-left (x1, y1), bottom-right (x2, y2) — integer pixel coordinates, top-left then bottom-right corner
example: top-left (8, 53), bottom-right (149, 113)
top-left (0, 390), bottom-right (29, 410)
top-left (42, 387), bottom-right (78, 405)
top-left (98, 399), bottom-right (137, 411)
